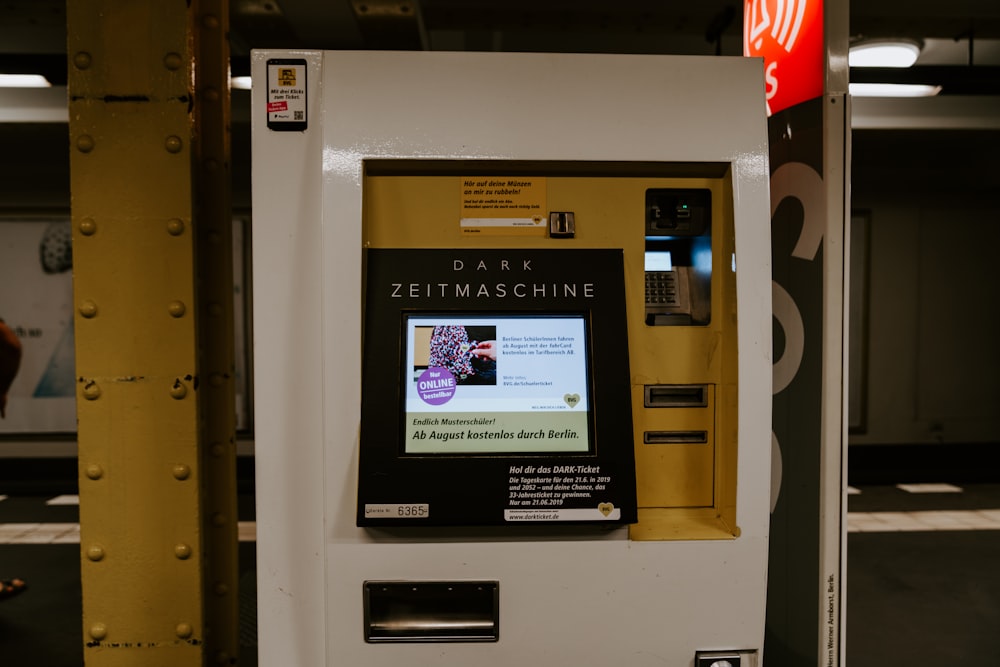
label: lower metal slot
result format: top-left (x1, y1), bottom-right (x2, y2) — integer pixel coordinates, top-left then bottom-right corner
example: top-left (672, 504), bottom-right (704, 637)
top-left (644, 430), bottom-right (709, 444)
top-left (364, 581), bottom-right (500, 643)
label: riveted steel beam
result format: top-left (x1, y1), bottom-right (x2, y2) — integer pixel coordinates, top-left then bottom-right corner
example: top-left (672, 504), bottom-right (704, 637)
top-left (68, 2), bottom-right (236, 665)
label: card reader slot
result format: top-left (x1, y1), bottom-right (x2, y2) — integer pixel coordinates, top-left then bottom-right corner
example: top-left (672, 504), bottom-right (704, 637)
top-left (364, 581), bottom-right (499, 643)
top-left (644, 384), bottom-right (709, 408)
top-left (643, 430), bottom-right (709, 444)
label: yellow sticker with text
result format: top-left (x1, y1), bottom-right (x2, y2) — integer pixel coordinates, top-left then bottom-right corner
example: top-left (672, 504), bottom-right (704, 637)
top-left (460, 176), bottom-right (547, 236)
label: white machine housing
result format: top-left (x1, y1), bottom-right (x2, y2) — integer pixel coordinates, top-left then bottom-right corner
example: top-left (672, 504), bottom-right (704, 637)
top-left (251, 50), bottom-right (772, 667)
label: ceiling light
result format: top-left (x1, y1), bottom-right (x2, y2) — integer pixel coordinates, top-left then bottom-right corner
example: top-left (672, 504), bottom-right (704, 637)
top-left (849, 40), bottom-right (921, 68)
top-left (231, 76), bottom-right (252, 90)
top-left (849, 83), bottom-right (942, 98)
top-left (0, 74), bottom-right (52, 88)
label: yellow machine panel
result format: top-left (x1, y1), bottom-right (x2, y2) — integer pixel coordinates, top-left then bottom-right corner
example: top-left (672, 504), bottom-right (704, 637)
top-left (363, 162), bottom-right (739, 540)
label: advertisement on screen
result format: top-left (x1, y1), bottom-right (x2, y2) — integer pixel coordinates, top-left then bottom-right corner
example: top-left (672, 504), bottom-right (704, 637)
top-left (403, 314), bottom-right (591, 454)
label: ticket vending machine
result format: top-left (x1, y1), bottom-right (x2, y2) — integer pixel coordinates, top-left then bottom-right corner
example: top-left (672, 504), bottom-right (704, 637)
top-left (252, 51), bottom-right (771, 667)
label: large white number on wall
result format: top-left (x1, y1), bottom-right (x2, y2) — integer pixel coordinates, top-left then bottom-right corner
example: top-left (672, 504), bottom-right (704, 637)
top-left (769, 160), bottom-right (825, 510)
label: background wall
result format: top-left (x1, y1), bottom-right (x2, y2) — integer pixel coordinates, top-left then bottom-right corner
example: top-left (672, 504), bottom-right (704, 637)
top-left (850, 129), bottom-right (1000, 447)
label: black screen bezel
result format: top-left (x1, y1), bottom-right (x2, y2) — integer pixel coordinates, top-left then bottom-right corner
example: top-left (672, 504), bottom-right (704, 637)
top-left (357, 248), bottom-right (637, 527)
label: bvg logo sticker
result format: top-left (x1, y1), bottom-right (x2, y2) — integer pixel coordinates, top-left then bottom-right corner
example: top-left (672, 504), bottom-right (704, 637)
top-left (746, 0), bottom-right (808, 52)
top-left (743, 0), bottom-right (824, 115)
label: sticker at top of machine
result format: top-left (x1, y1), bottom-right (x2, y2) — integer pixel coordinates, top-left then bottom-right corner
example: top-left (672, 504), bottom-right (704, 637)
top-left (266, 58), bottom-right (307, 131)
top-left (460, 176), bottom-right (547, 236)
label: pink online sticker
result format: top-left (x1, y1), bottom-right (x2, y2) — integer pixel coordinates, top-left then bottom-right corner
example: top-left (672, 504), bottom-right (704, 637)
top-left (267, 101), bottom-right (288, 113)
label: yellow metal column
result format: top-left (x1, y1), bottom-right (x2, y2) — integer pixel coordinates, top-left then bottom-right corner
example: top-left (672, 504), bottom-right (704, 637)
top-left (67, 1), bottom-right (237, 665)
top-left (192, 0), bottom-right (241, 663)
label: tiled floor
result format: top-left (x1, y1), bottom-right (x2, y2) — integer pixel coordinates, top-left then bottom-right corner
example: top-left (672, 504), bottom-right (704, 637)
top-left (848, 508), bottom-right (1000, 532)
top-left (0, 493), bottom-right (259, 667)
top-left (847, 482), bottom-right (1000, 531)
top-left (7, 484), bottom-right (998, 544)
top-left (845, 482), bottom-right (1000, 666)
top-left (0, 519), bottom-right (257, 544)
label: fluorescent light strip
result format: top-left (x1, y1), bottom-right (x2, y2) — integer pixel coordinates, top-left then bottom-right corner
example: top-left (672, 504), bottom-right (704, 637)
top-left (850, 83), bottom-right (942, 98)
top-left (0, 74), bottom-right (51, 88)
top-left (849, 41), bottom-right (921, 68)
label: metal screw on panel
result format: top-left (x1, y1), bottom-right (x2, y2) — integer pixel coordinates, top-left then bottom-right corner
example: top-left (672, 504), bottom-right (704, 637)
top-left (79, 300), bottom-right (98, 318)
top-left (172, 464), bottom-right (191, 481)
top-left (170, 380), bottom-right (187, 400)
top-left (175, 622), bottom-right (193, 639)
top-left (163, 52), bottom-right (183, 71)
top-left (73, 52), bottom-right (92, 70)
top-left (85, 464), bottom-right (104, 480)
top-left (89, 623), bottom-right (107, 640)
top-left (165, 135), bottom-right (183, 154)
top-left (79, 217), bottom-right (97, 236)
top-left (174, 543), bottom-right (192, 560)
top-left (208, 372), bottom-right (224, 387)
top-left (214, 582), bottom-right (229, 596)
top-left (210, 442), bottom-right (226, 457)
top-left (76, 135), bottom-right (95, 153)
top-left (86, 545), bottom-right (105, 562)
top-left (203, 87), bottom-right (220, 103)
top-left (202, 14), bottom-right (220, 29)
top-left (82, 381), bottom-right (101, 401)
top-left (168, 301), bottom-right (187, 318)
top-left (167, 218), bottom-right (185, 236)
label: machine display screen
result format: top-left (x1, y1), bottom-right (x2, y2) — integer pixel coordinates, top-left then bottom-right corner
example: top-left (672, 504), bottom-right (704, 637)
top-left (643, 250), bottom-right (673, 272)
top-left (403, 314), bottom-right (591, 454)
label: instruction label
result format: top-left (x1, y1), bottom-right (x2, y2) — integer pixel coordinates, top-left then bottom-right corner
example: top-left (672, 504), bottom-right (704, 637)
top-left (504, 463), bottom-right (620, 521)
top-left (460, 177), bottom-right (547, 236)
top-left (266, 59), bottom-right (307, 131)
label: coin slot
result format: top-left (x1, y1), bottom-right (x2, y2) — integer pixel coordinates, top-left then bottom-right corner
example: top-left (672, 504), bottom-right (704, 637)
top-left (644, 384), bottom-right (708, 408)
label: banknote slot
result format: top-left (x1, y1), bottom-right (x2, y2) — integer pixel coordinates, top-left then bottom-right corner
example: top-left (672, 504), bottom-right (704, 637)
top-left (643, 430), bottom-right (709, 444)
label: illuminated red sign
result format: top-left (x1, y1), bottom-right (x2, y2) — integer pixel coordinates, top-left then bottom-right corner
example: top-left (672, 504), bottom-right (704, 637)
top-left (744, 0), bottom-right (824, 115)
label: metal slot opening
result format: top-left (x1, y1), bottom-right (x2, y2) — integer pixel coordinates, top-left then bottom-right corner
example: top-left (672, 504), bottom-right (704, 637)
top-left (364, 581), bottom-right (499, 643)
top-left (644, 384), bottom-right (708, 408)
top-left (644, 430), bottom-right (709, 444)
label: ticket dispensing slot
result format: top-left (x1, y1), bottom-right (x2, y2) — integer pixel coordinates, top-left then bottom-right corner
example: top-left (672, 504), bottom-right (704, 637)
top-left (363, 581), bottom-right (500, 643)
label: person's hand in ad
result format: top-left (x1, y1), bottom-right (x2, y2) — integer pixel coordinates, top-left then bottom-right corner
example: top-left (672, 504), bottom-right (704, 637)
top-left (470, 340), bottom-right (497, 361)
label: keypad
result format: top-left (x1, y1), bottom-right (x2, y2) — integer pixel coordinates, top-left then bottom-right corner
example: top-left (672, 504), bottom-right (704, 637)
top-left (645, 271), bottom-right (680, 306)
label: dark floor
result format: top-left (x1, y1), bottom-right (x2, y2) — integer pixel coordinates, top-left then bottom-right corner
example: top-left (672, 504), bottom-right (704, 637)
top-left (0, 496), bottom-right (258, 667)
top-left (2, 485), bottom-right (1000, 666)
top-left (846, 483), bottom-right (1000, 667)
